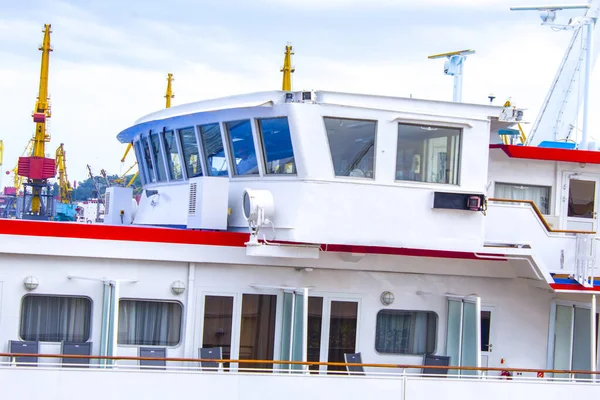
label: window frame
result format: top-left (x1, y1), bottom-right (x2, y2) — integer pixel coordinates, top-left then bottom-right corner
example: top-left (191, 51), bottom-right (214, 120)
top-left (374, 309), bottom-right (438, 356)
top-left (224, 119), bottom-right (261, 177)
top-left (162, 129), bottom-right (184, 181)
top-left (256, 116), bottom-right (297, 176)
top-left (494, 181), bottom-right (552, 215)
top-left (142, 134), bottom-right (158, 183)
top-left (117, 298), bottom-right (184, 348)
top-left (322, 116), bottom-right (378, 180)
top-left (19, 294), bottom-right (93, 343)
top-left (394, 122), bottom-right (462, 186)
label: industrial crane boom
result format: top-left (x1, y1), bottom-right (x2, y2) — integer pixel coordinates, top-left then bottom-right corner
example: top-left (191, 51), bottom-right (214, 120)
top-left (33, 24), bottom-right (52, 157)
top-left (55, 143), bottom-right (72, 203)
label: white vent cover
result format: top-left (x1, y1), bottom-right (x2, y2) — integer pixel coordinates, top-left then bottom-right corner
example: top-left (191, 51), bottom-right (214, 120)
top-left (188, 182), bottom-right (197, 216)
top-left (187, 177), bottom-right (229, 230)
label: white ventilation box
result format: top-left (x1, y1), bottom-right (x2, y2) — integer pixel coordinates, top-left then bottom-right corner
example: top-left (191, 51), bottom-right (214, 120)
top-left (104, 186), bottom-right (134, 225)
top-left (187, 177), bottom-right (229, 230)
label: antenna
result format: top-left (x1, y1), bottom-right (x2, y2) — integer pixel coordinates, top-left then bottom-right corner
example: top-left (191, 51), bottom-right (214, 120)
top-left (428, 49), bottom-right (475, 102)
top-left (512, 3), bottom-right (596, 149)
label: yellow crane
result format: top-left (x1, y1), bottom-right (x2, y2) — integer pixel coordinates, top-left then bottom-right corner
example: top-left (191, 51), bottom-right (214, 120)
top-left (281, 44), bottom-right (295, 91)
top-left (18, 24), bottom-right (55, 216)
top-left (55, 143), bottom-right (72, 203)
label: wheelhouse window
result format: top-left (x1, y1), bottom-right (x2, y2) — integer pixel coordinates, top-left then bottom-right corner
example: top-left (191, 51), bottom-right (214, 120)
top-left (199, 123), bottom-right (228, 176)
top-left (494, 182), bottom-right (551, 214)
top-left (150, 132), bottom-right (167, 182)
top-left (178, 127), bottom-right (203, 178)
top-left (163, 130), bottom-right (183, 180)
top-left (226, 120), bottom-right (258, 175)
top-left (142, 136), bottom-right (156, 182)
top-left (118, 300), bottom-right (182, 346)
top-left (133, 141), bottom-right (147, 185)
top-left (396, 124), bottom-right (460, 185)
top-left (258, 117), bottom-right (296, 174)
top-left (324, 117), bottom-right (376, 178)
top-left (20, 295), bottom-right (92, 342)
top-left (375, 310), bottom-right (437, 354)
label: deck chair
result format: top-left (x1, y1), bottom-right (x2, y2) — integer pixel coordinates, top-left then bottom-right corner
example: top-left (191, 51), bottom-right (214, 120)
top-left (9, 340), bottom-right (39, 366)
top-left (344, 352), bottom-right (365, 375)
top-left (62, 342), bottom-right (92, 367)
top-left (422, 354), bottom-right (450, 377)
top-left (139, 347), bottom-right (166, 370)
top-left (199, 347), bottom-right (222, 371)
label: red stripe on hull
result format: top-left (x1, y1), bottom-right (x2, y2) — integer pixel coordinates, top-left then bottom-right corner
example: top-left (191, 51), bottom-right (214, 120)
top-left (550, 283), bottom-right (600, 292)
top-left (490, 144), bottom-right (600, 164)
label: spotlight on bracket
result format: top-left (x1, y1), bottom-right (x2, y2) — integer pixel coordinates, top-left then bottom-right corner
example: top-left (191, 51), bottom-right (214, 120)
top-left (242, 189), bottom-right (275, 244)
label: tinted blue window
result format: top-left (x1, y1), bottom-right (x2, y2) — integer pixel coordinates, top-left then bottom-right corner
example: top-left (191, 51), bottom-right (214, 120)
top-left (226, 120), bottom-right (258, 175)
top-left (199, 123), bottom-right (228, 176)
top-left (258, 117), bottom-right (296, 174)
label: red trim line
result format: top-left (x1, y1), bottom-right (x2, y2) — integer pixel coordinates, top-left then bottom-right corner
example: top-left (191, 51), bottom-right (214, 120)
top-left (550, 283), bottom-right (600, 292)
top-left (0, 219), bottom-right (504, 261)
top-left (490, 144), bottom-right (600, 164)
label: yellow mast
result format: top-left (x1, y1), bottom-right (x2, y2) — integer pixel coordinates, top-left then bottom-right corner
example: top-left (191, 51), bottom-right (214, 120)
top-left (165, 73), bottom-right (174, 108)
top-left (30, 24), bottom-right (53, 213)
top-left (281, 45), bottom-right (295, 91)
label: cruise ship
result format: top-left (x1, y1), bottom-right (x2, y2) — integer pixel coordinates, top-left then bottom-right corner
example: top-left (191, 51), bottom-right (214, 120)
top-left (2, 2), bottom-right (600, 400)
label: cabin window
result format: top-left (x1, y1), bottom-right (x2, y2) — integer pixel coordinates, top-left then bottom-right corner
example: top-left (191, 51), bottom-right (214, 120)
top-left (324, 117), bottom-right (376, 178)
top-left (162, 130), bottom-right (183, 180)
top-left (396, 124), bottom-right (461, 185)
top-left (178, 127), bottom-right (203, 178)
top-left (226, 120), bottom-right (259, 176)
top-left (258, 117), bottom-right (296, 174)
top-left (375, 310), bottom-right (437, 355)
top-left (20, 295), bottom-right (92, 342)
top-left (239, 294), bottom-right (277, 370)
top-left (142, 136), bottom-right (156, 182)
top-left (203, 295), bottom-right (234, 368)
top-left (199, 123), bottom-right (228, 176)
top-left (133, 141), bottom-right (147, 185)
top-left (150, 132), bottom-right (167, 182)
top-left (494, 182), bottom-right (551, 214)
top-left (118, 299), bottom-right (182, 346)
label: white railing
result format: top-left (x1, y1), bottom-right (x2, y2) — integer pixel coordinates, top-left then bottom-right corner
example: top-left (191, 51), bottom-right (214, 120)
top-left (575, 234), bottom-right (596, 287)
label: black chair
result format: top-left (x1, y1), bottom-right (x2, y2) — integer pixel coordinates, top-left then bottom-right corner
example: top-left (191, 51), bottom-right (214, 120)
top-left (199, 347), bottom-right (222, 370)
top-left (344, 352), bottom-right (365, 375)
top-left (62, 342), bottom-right (92, 367)
top-left (139, 347), bottom-right (166, 370)
top-left (9, 340), bottom-right (38, 366)
top-left (422, 354), bottom-right (450, 376)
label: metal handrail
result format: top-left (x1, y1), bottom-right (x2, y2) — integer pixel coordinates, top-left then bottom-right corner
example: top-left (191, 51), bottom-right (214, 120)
top-left (488, 198), bottom-right (596, 235)
top-left (1, 352), bottom-right (600, 376)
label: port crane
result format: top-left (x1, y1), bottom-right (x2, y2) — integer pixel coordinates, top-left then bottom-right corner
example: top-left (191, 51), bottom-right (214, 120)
top-left (54, 143), bottom-right (77, 221)
top-left (18, 24), bottom-right (56, 219)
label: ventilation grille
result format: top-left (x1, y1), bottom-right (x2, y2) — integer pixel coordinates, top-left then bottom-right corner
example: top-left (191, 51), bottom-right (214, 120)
top-left (105, 192), bottom-right (111, 216)
top-left (188, 182), bottom-right (197, 216)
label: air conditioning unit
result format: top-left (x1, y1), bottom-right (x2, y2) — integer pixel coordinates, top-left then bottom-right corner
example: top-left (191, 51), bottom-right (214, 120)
top-left (187, 177), bottom-right (229, 230)
top-left (104, 186), bottom-right (134, 225)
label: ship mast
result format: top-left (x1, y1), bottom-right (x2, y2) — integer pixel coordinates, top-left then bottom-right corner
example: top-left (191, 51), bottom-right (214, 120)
top-left (165, 73), bottom-right (174, 108)
top-left (281, 45), bottom-right (295, 91)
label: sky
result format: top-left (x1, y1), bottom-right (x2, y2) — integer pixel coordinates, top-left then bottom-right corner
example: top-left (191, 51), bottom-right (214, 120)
top-left (0, 0), bottom-right (598, 184)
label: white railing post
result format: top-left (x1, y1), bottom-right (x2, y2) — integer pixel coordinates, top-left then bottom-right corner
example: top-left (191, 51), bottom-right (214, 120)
top-left (592, 294), bottom-right (597, 383)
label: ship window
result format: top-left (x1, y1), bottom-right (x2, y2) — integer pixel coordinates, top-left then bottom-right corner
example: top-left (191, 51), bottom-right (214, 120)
top-left (150, 132), bottom-right (167, 182)
top-left (203, 295), bottom-right (234, 369)
top-left (199, 123), bottom-right (228, 176)
top-left (178, 127), bottom-right (203, 178)
top-left (324, 117), bottom-right (376, 178)
top-left (375, 310), bottom-right (437, 355)
top-left (258, 117), bottom-right (296, 174)
top-left (494, 182), bottom-right (551, 215)
top-left (118, 299), bottom-right (182, 346)
top-left (133, 141), bottom-right (147, 185)
top-left (239, 294), bottom-right (277, 370)
top-left (226, 120), bottom-right (259, 176)
top-left (163, 130), bottom-right (183, 180)
top-left (142, 136), bottom-right (156, 182)
top-left (20, 295), bottom-right (92, 342)
top-left (396, 124), bottom-right (461, 185)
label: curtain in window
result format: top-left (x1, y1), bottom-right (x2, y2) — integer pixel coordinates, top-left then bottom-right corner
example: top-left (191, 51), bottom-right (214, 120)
top-left (20, 296), bottom-right (91, 342)
top-left (375, 310), bottom-right (436, 354)
top-left (494, 183), bottom-right (550, 214)
top-left (118, 300), bottom-right (182, 346)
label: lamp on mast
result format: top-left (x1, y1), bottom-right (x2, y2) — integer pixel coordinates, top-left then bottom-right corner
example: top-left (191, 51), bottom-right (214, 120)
top-left (428, 49), bottom-right (475, 103)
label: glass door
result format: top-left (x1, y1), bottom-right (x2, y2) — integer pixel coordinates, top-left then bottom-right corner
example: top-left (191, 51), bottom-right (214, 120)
top-left (446, 298), bottom-right (479, 376)
top-left (280, 290), bottom-right (306, 372)
top-left (564, 175), bottom-right (600, 231)
top-left (326, 300), bottom-right (359, 373)
top-left (202, 295), bottom-right (234, 369)
top-left (480, 307), bottom-right (494, 368)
